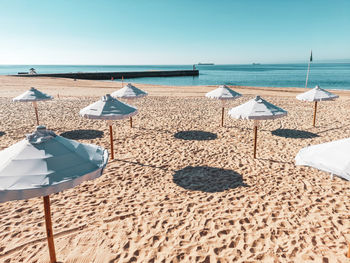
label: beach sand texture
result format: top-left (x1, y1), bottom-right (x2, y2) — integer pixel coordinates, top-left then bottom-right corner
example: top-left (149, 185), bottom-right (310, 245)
top-left (0, 76), bottom-right (349, 262)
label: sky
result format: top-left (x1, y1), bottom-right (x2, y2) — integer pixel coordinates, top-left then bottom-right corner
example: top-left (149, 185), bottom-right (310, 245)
top-left (0, 0), bottom-right (349, 65)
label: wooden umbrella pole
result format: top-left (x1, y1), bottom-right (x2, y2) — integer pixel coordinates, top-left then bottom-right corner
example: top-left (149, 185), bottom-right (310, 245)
top-left (33, 101), bottom-right (39, 125)
top-left (130, 117), bottom-right (133, 128)
top-left (109, 124), bottom-right (114, 159)
top-left (253, 120), bottom-right (258, 159)
top-left (221, 107), bottom-right (224, 127)
top-left (313, 101), bottom-right (317, 127)
top-left (43, 196), bottom-right (57, 263)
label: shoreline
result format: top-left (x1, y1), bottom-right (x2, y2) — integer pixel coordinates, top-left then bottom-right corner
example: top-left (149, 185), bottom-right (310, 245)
top-left (1, 76), bottom-right (350, 99)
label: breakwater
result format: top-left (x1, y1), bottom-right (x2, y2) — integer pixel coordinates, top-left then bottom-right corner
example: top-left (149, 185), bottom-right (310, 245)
top-left (10, 70), bottom-right (199, 80)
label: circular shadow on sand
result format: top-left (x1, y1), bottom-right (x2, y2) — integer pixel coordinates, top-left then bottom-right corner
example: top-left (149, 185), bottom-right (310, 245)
top-left (173, 166), bottom-right (248, 193)
top-left (61, 129), bottom-right (104, 140)
top-left (0, 131), bottom-right (5, 137)
top-left (174, 130), bottom-right (217, 141)
top-left (271, 129), bottom-right (319, 139)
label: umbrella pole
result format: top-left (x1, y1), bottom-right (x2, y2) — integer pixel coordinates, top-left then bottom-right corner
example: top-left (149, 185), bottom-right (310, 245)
top-left (109, 123), bottom-right (114, 159)
top-left (221, 107), bottom-right (224, 127)
top-left (313, 101), bottom-right (317, 127)
top-left (253, 120), bottom-right (258, 159)
top-left (33, 101), bottom-right (39, 125)
top-left (130, 117), bottom-right (133, 128)
top-left (347, 243), bottom-right (350, 258)
top-left (43, 196), bottom-right (57, 263)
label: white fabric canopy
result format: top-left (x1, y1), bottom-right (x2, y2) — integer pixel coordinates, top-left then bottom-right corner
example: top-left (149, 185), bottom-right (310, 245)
top-left (0, 126), bottom-right (109, 202)
top-left (205, 85), bottom-right (242, 100)
top-left (296, 85), bottom-right (339, 102)
top-left (13, 87), bottom-right (53, 102)
top-left (228, 96), bottom-right (287, 120)
top-left (111, 83), bottom-right (148, 99)
top-left (295, 138), bottom-right (350, 181)
top-left (80, 94), bottom-right (138, 120)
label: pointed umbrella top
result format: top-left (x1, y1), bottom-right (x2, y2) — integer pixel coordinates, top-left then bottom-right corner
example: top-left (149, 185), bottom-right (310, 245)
top-left (0, 126), bottom-right (108, 202)
top-left (296, 85), bottom-right (339, 102)
top-left (205, 85), bottom-right (242, 100)
top-left (13, 87), bottom-right (53, 102)
top-left (79, 94), bottom-right (138, 120)
top-left (111, 83), bottom-right (148, 99)
top-left (228, 96), bottom-right (287, 120)
top-left (295, 138), bottom-right (350, 181)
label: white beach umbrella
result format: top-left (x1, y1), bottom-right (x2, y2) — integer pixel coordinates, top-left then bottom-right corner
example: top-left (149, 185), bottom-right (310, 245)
top-left (228, 96), bottom-right (287, 158)
top-left (206, 85), bottom-right (242, 127)
top-left (0, 125), bottom-right (108, 263)
top-left (296, 85), bottom-right (339, 127)
top-left (111, 83), bottom-right (148, 128)
top-left (295, 137), bottom-right (350, 258)
top-left (295, 138), bottom-right (350, 181)
top-left (79, 94), bottom-right (138, 159)
top-left (112, 83), bottom-right (148, 99)
top-left (13, 87), bottom-right (53, 125)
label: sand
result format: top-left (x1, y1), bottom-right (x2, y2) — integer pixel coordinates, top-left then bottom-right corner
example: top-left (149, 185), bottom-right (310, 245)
top-left (0, 75), bottom-right (349, 263)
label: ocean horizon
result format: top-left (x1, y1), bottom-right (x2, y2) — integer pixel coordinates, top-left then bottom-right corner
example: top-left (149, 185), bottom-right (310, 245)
top-left (1, 63), bottom-right (350, 90)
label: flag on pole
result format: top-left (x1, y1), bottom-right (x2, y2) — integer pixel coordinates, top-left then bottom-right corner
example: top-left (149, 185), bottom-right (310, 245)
top-left (310, 50), bottom-right (313, 62)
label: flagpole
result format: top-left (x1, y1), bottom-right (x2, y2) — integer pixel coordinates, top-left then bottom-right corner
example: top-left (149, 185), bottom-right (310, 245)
top-left (305, 61), bottom-right (311, 89)
top-left (305, 50), bottom-right (312, 89)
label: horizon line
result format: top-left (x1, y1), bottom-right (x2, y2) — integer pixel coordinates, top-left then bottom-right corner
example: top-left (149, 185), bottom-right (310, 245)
top-left (1, 61), bottom-right (350, 66)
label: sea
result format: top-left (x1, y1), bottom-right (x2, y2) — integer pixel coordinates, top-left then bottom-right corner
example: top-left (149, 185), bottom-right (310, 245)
top-left (1, 63), bottom-right (350, 90)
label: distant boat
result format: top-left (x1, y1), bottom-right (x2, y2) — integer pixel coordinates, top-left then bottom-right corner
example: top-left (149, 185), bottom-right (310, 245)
top-left (198, 63), bottom-right (214, 65)
top-left (252, 63), bottom-right (261, 65)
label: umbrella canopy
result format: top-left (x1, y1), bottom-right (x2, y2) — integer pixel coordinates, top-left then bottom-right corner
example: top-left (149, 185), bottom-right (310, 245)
top-left (13, 87), bottom-right (53, 102)
top-left (111, 83), bottom-right (148, 99)
top-left (295, 138), bottom-right (350, 181)
top-left (296, 85), bottom-right (339, 102)
top-left (0, 126), bottom-right (109, 202)
top-left (228, 96), bottom-right (287, 120)
top-left (0, 126), bottom-right (108, 262)
top-left (205, 85), bottom-right (242, 100)
top-left (79, 94), bottom-right (138, 120)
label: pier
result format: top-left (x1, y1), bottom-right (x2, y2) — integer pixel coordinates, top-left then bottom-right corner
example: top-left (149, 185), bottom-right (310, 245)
top-left (11, 70), bottom-right (199, 80)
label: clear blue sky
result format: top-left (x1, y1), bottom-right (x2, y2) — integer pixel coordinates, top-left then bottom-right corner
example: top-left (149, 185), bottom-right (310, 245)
top-left (1, 0), bottom-right (349, 65)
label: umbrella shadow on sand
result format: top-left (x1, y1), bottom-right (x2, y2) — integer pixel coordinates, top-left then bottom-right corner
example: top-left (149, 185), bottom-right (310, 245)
top-left (271, 129), bottom-right (319, 139)
top-left (174, 131), bottom-right (217, 141)
top-left (60, 129), bottom-right (104, 140)
top-left (173, 166), bottom-right (248, 193)
top-left (0, 131), bottom-right (5, 137)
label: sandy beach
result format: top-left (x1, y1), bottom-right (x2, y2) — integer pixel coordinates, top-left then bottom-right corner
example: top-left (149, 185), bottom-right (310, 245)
top-left (0, 75), bottom-right (349, 262)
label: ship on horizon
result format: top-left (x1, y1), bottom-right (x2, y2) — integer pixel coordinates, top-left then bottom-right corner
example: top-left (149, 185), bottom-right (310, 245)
top-left (198, 62), bottom-right (214, 65)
